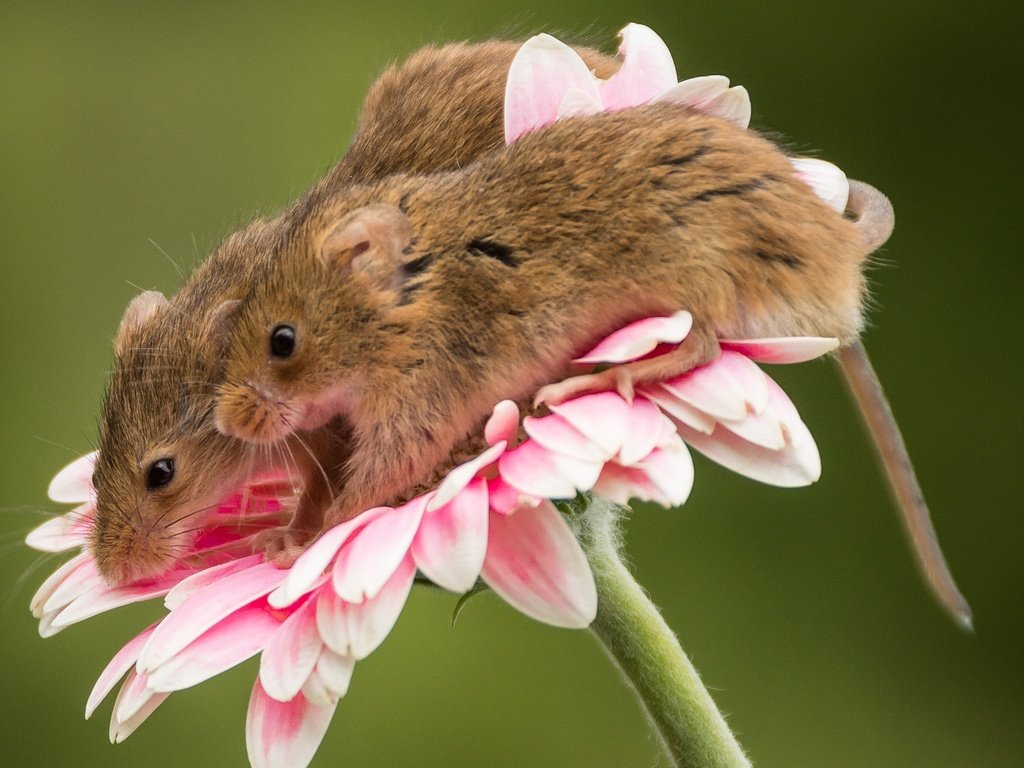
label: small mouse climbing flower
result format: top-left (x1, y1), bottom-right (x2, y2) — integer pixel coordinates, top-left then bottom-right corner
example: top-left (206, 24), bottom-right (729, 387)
top-left (27, 308), bottom-right (834, 766)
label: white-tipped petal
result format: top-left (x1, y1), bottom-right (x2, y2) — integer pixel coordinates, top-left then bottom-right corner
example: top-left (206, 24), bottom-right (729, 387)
top-left (574, 311), bottom-right (692, 365)
top-left (246, 681), bottom-right (337, 768)
top-left (47, 451), bottom-right (97, 503)
top-left (412, 478), bottom-right (489, 593)
top-left (719, 336), bottom-right (839, 364)
top-left (331, 499), bottom-right (423, 603)
top-left (86, 625), bottom-right (157, 719)
top-left (600, 23), bottom-right (678, 109)
top-left (704, 85), bottom-right (752, 128)
top-left (259, 595), bottom-right (323, 703)
top-left (790, 158), bottom-right (850, 213)
top-left (653, 75), bottom-right (730, 108)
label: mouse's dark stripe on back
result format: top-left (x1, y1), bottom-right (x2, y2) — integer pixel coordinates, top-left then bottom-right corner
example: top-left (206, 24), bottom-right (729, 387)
top-left (403, 253), bottom-right (435, 276)
top-left (658, 143), bottom-right (710, 168)
top-left (466, 238), bottom-right (519, 268)
top-left (689, 173), bottom-right (779, 204)
top-left (754, 250), bottom-right (804, 269)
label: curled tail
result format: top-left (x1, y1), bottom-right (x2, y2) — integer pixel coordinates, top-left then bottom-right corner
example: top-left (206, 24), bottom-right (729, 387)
top-left (847, 179), bottom-right (894, 252)
top-left (836, 341), bottom-right (972, 630)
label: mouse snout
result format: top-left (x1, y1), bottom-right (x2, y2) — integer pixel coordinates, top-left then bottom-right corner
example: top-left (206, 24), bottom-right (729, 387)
top-left (215, 381), bottom-right (299, 444)
top-left (91, 501), bottom-right (183, 586)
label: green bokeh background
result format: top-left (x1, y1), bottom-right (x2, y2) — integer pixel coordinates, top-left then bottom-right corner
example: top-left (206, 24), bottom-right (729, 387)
top-left (1, 2), bottom-right (1020, 766)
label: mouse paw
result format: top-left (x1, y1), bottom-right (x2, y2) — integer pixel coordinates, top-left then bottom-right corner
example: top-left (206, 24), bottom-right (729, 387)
top-left (252, 526), bottom-right (314, 568)
top-left (534, 367), bottom-right (635, 408)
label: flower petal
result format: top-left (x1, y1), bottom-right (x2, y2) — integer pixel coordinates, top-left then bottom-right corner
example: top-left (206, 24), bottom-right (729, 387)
top-left (259, 595), bottom-right (322, 703)
top-left (428, 440), bottom-right (506, 512)
top-left (47, 451), bottom-right (97, 503)
top-left (138, 561), bottom-right (287, 672)
top-left (42, 557), bottom-right (101, 616)
top-left (484, 400), bottom-right (521, 446)
top-left (332, 499), bottom-right (424, 603)
top-left (640, 383), bottom-right (717, 434)
top-left (574, 311), bottom-right (692, 364)
top-left (86, 625), bottom-right (157, 719)
top-left (653, 74), bottom-right (730, 109)
top-left (146, 602), bottom-right (282, 693)
top-left (25, 503), bottom-right (94, 552)
top-left (523, 413), bottom-right (611, 463)
top-left (164, 555), bottom-right (262, 610)
top-left (504, 33), bottom-right (602, 143)
top-left (412, 478), bottom-right (489, 593)
top-left (481, 500), bottom-right (597, 628)
top-left (53, 572), bottom-right (189, 629)
top-left (600, 23), bottom-right (678, 110)
top-left (30, 552), bottom-right (90, 618)
top-left (498, 440), bottom-right (602, 499)
top-left (790, 158), bottom-right (850, 213)
top-left (719, 336), bottom-right (839, 364)
top-left (660, 351), bottom-right (771, 421)
top-left (269, 510), bottom-right (387, 609)
top-left (109, 672), bottom-right (168, 744)
top-left (112, 669), bottom-right (160, 731)
top-left (318, 555), bottom-right (416, 659)
top-left (549, 392), bottom-right (634, 456)
top-left (703, 86), bottom-right (752, 128)
top-left (313, 649), bottom-right (355, 700)
top-left (619, 396), bottom-right (669, 466)
top-left (246, 681), bottom-right (337, 768)
top-left (557, 86), bottom-right (603, 119)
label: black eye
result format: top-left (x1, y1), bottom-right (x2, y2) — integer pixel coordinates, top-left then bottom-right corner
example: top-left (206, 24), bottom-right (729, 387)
top-left (270, 324), bottom-right (296, 358)
top-left (146, 458), bottom-right (175, 490)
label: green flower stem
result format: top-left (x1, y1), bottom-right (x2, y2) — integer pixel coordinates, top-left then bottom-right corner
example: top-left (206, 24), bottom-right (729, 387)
top-left (573, 497), bottom-right (750, 768)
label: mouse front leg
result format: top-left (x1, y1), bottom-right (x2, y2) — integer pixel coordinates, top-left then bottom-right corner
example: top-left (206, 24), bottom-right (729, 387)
top-left (535, 325), bottom-right (721, 406)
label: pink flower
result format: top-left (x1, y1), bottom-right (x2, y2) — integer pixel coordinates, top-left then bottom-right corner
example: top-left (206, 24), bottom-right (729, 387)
top-left (504, 24), bottom-right (850, 213)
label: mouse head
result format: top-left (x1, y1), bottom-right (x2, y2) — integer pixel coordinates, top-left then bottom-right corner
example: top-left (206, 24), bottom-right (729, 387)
top-left (215, 202), bottom-right (416, 445)
top-left (90, 223), bottom-right (281, 586)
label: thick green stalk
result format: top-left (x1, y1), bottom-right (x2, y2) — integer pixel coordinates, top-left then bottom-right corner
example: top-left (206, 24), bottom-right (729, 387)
top-left (572, 497), bottom-right (750, 768)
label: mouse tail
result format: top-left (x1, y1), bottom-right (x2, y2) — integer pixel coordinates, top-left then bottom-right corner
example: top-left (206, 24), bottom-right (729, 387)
top-left (846, 179), bottom-right (894, 253)
top-left (835, 340), bottom-right (973, 630)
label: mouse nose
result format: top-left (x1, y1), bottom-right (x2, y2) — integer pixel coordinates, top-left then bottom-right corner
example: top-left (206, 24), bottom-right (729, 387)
top-left (215, 382), bottom-right (294, 444)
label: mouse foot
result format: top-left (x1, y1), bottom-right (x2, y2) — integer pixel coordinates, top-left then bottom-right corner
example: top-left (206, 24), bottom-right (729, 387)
top-left (252, 526), bottom-right (314, 568)
top-left (534, 329), bottom-right (721, 407)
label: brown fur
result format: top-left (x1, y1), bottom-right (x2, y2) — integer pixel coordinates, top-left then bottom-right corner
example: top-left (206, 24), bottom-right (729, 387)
top-left (216, 103), bottom-right (881, 537)
top-left (91, 40), bottom-right (619, 584)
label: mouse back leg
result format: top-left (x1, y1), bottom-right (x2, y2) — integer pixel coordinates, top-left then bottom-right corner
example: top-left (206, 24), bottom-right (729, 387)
top-left (836, 340), bottom-right (972, 629)
top-left (536, 324), bottom-right (721, 406)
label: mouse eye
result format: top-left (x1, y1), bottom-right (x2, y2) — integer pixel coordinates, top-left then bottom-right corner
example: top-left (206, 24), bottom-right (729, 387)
top-left (270, 324), bottom-right (296, 359)
top-left (145, 458), bottom-right (175, 490)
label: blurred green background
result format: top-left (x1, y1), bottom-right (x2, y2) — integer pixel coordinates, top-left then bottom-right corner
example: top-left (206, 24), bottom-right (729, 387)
top-left (1, 1), bottom-right (1020, 766)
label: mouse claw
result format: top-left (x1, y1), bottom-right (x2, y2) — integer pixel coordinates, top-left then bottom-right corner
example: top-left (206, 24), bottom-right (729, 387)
top-left (534, 367), bottom-right (635, 407)
top-left (252, 526), bottom-right (314, 568)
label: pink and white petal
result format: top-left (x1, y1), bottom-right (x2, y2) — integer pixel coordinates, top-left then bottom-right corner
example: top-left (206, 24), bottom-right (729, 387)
top-left (661, 351), bottom-right (770, 421)
top-left (504, 33), bottom-right (602, 143)
top-left (269, 510), bottom-right (387, 609)
top-left (30, 551), bottom-right (90, 618)
top-left (53, 572), bottom-right (189, 629)
top-left (557, 86), bottom-right (603, 119)
top-left (498, 440), bottom-right (602, 499)
top-left (139, 561), bottom-right (287, 672)
top-left (412, 478), bottom-right (489, 593)
top-left (653, 75), bottom-right (730, 109)
top-left (634, 444), bottom-right (695, 506)
top-left (113, 669), bottom-right (159, 727)
top-left (247, 681), bottom-right (337, 768)
top-left (619, 397), bottom-right (669, 466)
top-left (549, 392), bottom-right (634, 456)
top-left (523, 413), bottom-right (611, 463)
top-left (47, 451), bottom-right (97, 503)
top-left (86, 625), bottom-right (157, 719)
top-left (790, 158), bottom-right (850, 213)
top-left (719, 336), bottom-right (839, 364)
top-left (165, 555), bottom-right (262, 610)
top-left (592, 463), bottom-right (662, 506)
top-left (42, 556), bottom-right (101, 615)
top-left (300, 669), bottom-right (336, 707)
top-left (314, 649), bottom-right (355, 700)
top-left (428, 440), bottom-right (506, 512)
top-left (485, 400), bottom-right (521, 447)
top-left (109, 672), bottom-right (168, 744)
top-left (703, 86), bottom-right (752, 128)
top-left (600, 23), bottom-right (678, 110)
top-left (574, 311), bottom-right (692, 364)
top-left (481, 500), bottom-right (597, 629)
top-left (25, 503), bottom-right (94, 552)
top-left (674, 417), bottom-right (821, 487)
top-left (332, 499), bottom-right (424, 603)
top-left (341, 555), bottom-right (417, 659)
top-left (37, 609), bottom-right (62, 639)
top-left (260, 595), bottom-right (323, 702)
top-left (486, 476), bottom-right (540, 516)
top-left (146, 602), bottom-right (282, 692)
top-left (640, 384), bottom-right (717, 434)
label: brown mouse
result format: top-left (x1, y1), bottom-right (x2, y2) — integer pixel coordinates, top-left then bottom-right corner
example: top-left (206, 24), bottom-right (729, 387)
top-left (214, 103), bottom-right (884, 547)
top-left (90, 39), bottom-right (620, 585)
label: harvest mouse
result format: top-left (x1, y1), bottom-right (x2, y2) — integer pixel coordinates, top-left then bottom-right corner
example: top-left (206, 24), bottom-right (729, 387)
top-left (215, 103), bottom-right (886, 551)
top-left (90, 39), bottom-right (619, 585)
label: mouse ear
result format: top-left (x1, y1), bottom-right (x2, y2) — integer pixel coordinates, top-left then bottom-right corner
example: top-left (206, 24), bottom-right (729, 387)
top-left (318, 204), bottom-right (413, 295)
top-left (114, 290), bottom-right (169, 354)
top-left (208, 299), bottom-right (242, 358)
